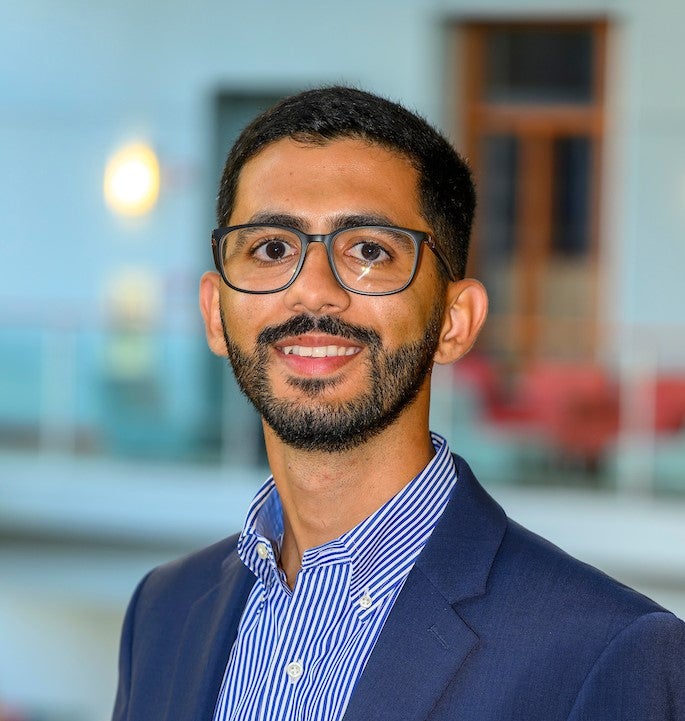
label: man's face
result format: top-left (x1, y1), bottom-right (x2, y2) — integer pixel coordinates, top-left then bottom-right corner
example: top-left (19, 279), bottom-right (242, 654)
top-left (213, 137), bottom-right (448, 452)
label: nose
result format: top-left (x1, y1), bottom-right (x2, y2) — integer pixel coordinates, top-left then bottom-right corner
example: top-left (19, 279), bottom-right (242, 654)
top-left (282, 241), bottom-right (351, 315)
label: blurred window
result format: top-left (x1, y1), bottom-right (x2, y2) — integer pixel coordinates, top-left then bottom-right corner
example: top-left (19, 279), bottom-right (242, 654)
top-left (455, 20), bottom-right (607, 366)
top-left (484, 27), bottom-right (595, 103)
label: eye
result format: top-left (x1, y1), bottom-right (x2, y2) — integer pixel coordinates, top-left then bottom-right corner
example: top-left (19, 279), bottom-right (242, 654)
top-left (251, 237), bottom-right (298, 263)
top-left (348, 241), bottom-right (391, 264)
top-left (260, 240), bottom-right (288, 260)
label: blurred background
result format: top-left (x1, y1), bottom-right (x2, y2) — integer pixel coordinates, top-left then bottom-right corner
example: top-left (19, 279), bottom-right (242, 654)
top-left (1, 0), bottom-right (684, 719)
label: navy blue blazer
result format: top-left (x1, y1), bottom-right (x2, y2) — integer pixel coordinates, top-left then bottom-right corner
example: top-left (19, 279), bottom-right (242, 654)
top-left (112, 456), bottom-right (685, 720)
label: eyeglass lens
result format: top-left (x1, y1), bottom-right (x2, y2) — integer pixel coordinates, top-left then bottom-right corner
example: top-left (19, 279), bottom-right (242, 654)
top-left (220, 226), bottom-right (418, 294)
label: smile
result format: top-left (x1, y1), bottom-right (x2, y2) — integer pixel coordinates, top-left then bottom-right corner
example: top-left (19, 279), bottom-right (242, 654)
top-left (281, 345), bottom-right (361, 358)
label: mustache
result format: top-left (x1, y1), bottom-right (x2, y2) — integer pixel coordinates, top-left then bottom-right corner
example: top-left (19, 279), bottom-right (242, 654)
top-left (257, 314), bottom-right (381, 349)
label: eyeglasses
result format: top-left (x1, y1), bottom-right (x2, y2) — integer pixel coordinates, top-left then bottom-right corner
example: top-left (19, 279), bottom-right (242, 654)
top-left (211, 224), bottom-right (455, 296)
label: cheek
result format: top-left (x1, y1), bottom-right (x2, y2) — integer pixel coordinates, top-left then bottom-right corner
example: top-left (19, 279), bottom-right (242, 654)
top-left (220, 292), bottom-right (288, 345)
top-left (219, 294), bottom-right (253, 343)
top-left (366, 299), bottom-right (437, 349)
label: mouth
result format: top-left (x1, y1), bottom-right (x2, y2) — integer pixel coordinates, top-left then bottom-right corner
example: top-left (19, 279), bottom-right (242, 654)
top-left (281, 344), bottom-right (361, 358)
top-left (274, 335), bottom-right (363, 377)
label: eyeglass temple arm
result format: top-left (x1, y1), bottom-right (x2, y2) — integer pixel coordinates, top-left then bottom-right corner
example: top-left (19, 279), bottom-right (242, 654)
top-left (424, 236), bottom-right (457, 281)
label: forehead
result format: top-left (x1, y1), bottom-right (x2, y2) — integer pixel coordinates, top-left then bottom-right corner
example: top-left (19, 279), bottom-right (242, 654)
top-left (230, 136), bottom-right (424, 229)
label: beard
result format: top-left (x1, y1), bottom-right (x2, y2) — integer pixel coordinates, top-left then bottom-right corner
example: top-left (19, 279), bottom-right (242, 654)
top-left (220, 306), bottom-right (443, 453)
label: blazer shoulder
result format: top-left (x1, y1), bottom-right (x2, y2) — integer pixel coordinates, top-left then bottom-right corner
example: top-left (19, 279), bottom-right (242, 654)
top-left (508, 517), bottom-right (664, 604)
top-left (448, 509), bottom-right (683, 719)
top-left (489, 515), bottom-right (674, 645)
top-left (447, 454), bottom-right (670, 622)
top-left (566, 611), bottom-right (685, 720)
top-left (136, 533), bottom-right (245, 612)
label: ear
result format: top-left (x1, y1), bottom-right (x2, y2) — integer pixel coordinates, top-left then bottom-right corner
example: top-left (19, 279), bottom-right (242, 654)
top-left (433, 279), bottom-right (488, 365)
top-left (199, 271), bottom-right (228, 356)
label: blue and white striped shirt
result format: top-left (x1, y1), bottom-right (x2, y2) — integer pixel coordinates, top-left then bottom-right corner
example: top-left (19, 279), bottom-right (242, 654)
top-left (213, 433), bottom-right (457, 721)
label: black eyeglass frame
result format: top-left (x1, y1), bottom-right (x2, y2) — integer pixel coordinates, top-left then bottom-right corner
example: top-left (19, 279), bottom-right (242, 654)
top-left (211, 223), bottom-right (456, 296)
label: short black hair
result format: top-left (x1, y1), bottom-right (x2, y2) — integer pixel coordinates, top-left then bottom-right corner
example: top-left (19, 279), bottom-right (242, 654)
top-left (216, 86), bottom-right (475, 279)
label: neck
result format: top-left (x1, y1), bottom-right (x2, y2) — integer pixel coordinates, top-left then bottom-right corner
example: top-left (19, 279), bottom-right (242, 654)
top-left (262, 389), bottom-right (435, 588)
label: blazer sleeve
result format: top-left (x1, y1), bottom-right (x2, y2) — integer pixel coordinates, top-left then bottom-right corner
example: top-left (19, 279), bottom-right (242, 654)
top-left (566, 611), bottom-right (685, 721)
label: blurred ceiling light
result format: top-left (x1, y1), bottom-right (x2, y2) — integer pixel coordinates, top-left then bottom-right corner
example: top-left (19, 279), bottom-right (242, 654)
top-left (104, 142), bottom-right (160, 216)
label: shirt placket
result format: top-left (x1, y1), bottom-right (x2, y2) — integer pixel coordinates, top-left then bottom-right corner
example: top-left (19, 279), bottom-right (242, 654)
top-left (256, 561), bottom-right (352, 721)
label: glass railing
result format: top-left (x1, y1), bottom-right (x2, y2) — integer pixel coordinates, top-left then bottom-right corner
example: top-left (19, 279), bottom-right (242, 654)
top-left (2, 315), bottom-right (684, 495)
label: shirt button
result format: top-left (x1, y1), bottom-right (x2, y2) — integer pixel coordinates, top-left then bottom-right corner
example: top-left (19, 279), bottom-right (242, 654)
top-left (256, 542), bottom-right (269, 560)
top-left (359, 591), bottom-right (373, 609)
top-left (286, 660), bottom-right (303, 683)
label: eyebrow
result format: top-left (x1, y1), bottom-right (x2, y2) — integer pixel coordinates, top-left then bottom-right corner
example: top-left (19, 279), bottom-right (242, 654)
top-left (245, 210), bottom-right (400, 233)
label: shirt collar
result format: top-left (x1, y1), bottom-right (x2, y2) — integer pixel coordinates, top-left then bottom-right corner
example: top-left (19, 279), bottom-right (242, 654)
top-left (237, 432), bottom-right (457, 594)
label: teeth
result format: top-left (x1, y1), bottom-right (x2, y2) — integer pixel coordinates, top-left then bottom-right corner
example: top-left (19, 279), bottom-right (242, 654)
top-left (282, 345), bottom-right (359, 358)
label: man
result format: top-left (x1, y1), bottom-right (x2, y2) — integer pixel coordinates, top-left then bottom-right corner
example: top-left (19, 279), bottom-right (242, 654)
top-left (112, 87), bottom-right (684, 721)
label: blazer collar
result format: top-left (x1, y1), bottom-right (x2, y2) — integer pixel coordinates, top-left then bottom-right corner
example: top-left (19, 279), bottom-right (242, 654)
top-left (417, 454), bottom-right (507, 602)
top-left (342, 455), bottom-right (507, 721)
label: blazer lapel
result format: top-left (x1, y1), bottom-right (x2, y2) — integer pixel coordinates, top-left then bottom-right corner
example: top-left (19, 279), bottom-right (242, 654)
top-left (343, 455), bottom-right (507, 721)
top-left (342, 566), bottom-right (479, 721)
top-left (163, 552), bottom-right (256, 721)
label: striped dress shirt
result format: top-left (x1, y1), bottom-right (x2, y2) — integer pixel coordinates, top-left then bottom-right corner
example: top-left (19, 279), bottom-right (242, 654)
top-left (213, 432), bottom-right (457, 721)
